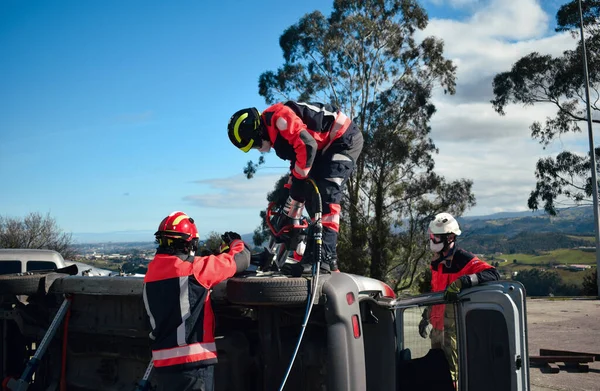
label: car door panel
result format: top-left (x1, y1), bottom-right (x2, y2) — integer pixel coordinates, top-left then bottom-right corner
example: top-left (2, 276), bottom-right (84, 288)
top-left (459, 282), bottom-right (529, 391)
top-left (386, 281), bottom-right (529, 391)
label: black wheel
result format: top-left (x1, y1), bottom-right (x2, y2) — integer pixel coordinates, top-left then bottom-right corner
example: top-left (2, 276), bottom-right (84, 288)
top-left (0, 265), bottom-right (77, 296)
top-left (0, 274), bottom-right (45, 295)
top-left (226, 276), bottom-right (310, 305)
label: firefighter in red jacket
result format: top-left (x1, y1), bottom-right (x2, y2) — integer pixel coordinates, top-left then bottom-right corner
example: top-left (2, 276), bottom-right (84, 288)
top-left (227, 101), bottom-right (363, 275)
top-left (419, 212), bottom-right (500, 385)
top-left (143, 211), bottom-right (250, 391)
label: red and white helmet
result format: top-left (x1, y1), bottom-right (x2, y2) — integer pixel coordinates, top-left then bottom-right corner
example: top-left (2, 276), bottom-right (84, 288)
top-left (428, 212), bottom-right (461, 236)
top-left (155, 211), bottom-right (199, 242)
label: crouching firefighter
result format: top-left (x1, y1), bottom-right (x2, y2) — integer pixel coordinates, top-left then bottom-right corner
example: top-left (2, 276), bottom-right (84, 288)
top-left (143, 211), bottom-right (250, 391)
top-left (227, 101), bottom-right (363, 275)
top-left (418, 212), bottom-right (500, 386)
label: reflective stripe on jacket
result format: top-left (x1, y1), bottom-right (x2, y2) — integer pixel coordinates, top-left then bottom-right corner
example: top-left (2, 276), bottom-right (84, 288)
top-left (143, 240), bottom-right (246, 370)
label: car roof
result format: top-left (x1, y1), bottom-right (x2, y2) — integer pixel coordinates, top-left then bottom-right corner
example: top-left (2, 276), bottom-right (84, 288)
top-left (0, 248), bottom-right (65, 263)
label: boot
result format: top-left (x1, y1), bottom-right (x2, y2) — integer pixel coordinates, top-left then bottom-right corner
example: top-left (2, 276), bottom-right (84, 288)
top-left (326, 255), bottom-right (339, 272)
top-left (286, 261), bottom-right (313, 277)
top-left (283, 245), bottom-right (314, 276)
top-left (285, 252), bottom-right (337, 277)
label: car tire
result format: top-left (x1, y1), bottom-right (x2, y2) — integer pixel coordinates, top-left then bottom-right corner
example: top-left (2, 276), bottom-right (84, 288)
top-left (0, 273), bottom-right (45, 295)
top-left (226, 276), bottom-right (310, 305)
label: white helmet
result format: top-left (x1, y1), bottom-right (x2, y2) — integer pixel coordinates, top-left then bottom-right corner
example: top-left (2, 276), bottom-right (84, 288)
top-left (428, 212), bottom-right (461, 236)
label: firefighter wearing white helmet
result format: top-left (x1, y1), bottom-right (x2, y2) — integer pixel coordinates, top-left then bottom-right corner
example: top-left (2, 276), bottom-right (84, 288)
top-left (428, 212), bottom-right (462, 253)
top-left (420, 212), bottom-right (500, 387)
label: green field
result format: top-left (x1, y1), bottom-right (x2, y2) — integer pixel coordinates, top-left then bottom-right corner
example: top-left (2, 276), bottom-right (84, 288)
top-left (489, 248), bottom-right (597, 288)
top-left (566, 235), bottom-right (595, 243)
top-left (488, 249), bottom-right (596, 265)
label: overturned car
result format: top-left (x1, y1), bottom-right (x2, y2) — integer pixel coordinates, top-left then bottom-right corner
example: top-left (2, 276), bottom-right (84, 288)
top-left (0, 256), bottom-right (530, 390)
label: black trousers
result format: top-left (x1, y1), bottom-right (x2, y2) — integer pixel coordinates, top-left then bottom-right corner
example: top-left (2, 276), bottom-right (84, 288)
top-left (306, 124), bottom-right (363, 260)
top-left (155, 365), bottom-right (214, 391)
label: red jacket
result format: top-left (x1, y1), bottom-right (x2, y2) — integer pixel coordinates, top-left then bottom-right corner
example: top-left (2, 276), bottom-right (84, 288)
top-left (261, 101), bottom-right (352, 180)
top-left (143, 239), bottom-right (248, 370)
top-left (430, 248), bottom-right (495, 330)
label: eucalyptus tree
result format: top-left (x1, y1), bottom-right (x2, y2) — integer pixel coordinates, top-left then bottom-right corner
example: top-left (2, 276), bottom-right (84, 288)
top-left (491, 0), bottom-right (600, 215)
top-left (250, 0), bottom-right (475, 287)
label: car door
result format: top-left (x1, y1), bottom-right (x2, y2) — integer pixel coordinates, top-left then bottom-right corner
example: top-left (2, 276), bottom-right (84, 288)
top-left (456, 280), bottom-right (530, 391)
top-left (389, 281), bottom-right (529, 391)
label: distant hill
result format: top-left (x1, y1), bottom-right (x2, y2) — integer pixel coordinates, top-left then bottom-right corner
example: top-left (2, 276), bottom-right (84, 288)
top-left (456, 206), bottom-right (596, 254)
top-left (241, 233), bottom-right (255, 244)
top-left (72, 207), bottom-right (596, 253)
top-left (462, 209), bottom-right (547, 220)
top-left (459, 232), bottom-right (593, 255)
top-left (458, 206), bottom-right (595, 238)
top-left (73, 232), bottom-right (257, 248)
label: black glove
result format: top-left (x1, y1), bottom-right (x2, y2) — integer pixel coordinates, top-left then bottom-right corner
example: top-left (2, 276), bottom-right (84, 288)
top-left (290, 176), bottom-right (306, 202)
top-left (222, 231), bottom-right (241, 244)
top-left (280, 261), bottom-right (295, 275)
top-left (220, 232), bottom-right (242, 253)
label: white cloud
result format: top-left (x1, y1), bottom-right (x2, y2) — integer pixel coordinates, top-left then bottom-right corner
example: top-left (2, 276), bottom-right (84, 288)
top-left (433, 136), bottom-right (547, 215)
top-left (419, 0), bottom-right (590, 216)
top-left (470, 0), bottom-right (549, 40)
top-left (431, 108), bottom-right (593, 216)
top-left (178, 172), bottom-right (291, 236)
top-left (184, 173), bottom-right (286, 209)
top-left (420, 0), bottom-right (575, 89)
top-left (430, 102), bottom-right (560, 141)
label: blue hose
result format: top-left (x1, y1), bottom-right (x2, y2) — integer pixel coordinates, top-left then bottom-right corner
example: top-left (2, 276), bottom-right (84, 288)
top-left (277, 179), bottom-right (322, 391)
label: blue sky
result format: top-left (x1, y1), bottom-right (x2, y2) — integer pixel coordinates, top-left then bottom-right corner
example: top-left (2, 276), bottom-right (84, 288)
top-left (0, 0), bottom-right (581, 242)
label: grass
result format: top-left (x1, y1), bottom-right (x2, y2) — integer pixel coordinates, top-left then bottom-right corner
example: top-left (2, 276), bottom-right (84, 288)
top-left (496, 265), bottom-right (591, 287)
top-left (490, 249), bottom-right (596, 266)
top-left (567, 235), bottom-right (595, 243)
top-left (490, 248), bottom-right (597, 288)
top-left (505, 264), bottom-right (535, 272)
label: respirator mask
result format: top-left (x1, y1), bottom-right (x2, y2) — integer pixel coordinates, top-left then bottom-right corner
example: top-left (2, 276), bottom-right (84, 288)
top-left (429, 232), bottom-right (446, 253)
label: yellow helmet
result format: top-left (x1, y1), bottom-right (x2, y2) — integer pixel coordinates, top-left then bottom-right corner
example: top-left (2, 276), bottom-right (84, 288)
top-left (227, 107), bottom-right (263, 152)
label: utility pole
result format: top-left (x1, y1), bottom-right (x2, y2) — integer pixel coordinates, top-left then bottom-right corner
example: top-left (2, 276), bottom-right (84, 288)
top-left (577, 0), bottom-right (600, 297)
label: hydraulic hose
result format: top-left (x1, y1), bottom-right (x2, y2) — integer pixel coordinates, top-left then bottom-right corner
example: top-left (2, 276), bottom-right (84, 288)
top-left (277, 178), bottom-right (322, 391)
top-left (60, 295), bottom-right (73, 391)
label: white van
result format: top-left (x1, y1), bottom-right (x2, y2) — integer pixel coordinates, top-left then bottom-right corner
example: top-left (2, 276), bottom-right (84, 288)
top-left (0, 249), bottom-right (67, 275)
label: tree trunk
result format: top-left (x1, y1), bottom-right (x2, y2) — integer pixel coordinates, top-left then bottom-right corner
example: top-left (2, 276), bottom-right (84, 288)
top-left (370, 169), bottom-right (387, 281)
top-left (346, 153), bottom-right (367, 274)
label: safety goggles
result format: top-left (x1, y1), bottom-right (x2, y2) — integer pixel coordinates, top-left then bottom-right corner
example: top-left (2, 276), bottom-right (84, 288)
top-left (429, 233), bottom-right (445, 244)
